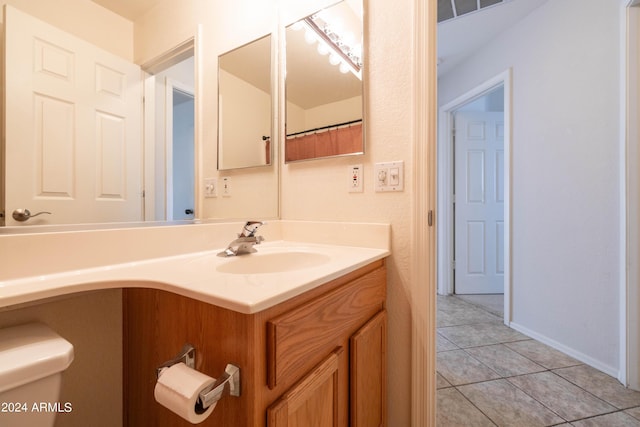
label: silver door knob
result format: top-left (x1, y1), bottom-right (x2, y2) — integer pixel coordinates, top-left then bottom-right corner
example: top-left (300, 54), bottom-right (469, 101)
top-left (12, 209), bottom-right (52, 222)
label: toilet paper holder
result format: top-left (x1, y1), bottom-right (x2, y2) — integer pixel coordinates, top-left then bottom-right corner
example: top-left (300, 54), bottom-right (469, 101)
top-left (157, 344), bottom-right (241, 409)
top-left (157, 344), bottom-right (196, 377)
top-left (198, 364), bottom-right (241, 409)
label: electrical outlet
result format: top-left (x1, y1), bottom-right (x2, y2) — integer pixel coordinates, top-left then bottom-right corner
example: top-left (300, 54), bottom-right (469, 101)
top-left (349, 164), bottom-right (364, 192)
top-left (204, 178), bottom-right (217, 198)
top-left (375, 161), bottom-right (404, 192)
top-left (222, 177), bottom-right (231, 197)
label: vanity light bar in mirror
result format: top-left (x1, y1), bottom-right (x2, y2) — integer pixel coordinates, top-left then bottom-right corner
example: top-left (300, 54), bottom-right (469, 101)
top-left (291, 13), bottom-right (362, 79)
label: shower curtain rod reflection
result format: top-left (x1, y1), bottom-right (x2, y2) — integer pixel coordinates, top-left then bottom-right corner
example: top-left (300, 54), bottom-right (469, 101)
top-left (286, 119), bottom-right (362, 138)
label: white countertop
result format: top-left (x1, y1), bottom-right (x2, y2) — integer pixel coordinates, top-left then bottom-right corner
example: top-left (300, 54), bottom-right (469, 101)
top-left (0, 221), bottom-right (390, 313)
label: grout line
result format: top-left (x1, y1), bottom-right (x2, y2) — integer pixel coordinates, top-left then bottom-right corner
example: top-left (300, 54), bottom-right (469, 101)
top-left (437, 295), bottom-right (640, 425)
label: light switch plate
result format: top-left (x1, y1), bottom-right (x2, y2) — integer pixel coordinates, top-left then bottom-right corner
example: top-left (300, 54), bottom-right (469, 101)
top-left (204, 178), bottom-right (217, 198)
top-left (222, 177), bottom-right (231, 197)
top-left (375, 161), bottom-right (404, 192)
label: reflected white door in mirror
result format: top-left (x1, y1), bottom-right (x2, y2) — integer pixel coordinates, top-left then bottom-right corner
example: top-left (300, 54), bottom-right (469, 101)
top-left (3, 5), bottom-right (143, 226)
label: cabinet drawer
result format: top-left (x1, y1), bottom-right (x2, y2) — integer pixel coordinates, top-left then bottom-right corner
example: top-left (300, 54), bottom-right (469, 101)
top-left (267, 266), bottom-right (386, 389)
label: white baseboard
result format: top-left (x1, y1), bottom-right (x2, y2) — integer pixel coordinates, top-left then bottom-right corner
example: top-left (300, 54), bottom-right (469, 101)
top-left (508, 321), bottom-right (620, 381)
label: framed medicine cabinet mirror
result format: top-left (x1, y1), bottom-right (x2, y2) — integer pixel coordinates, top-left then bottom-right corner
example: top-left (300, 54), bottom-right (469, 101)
top-left (284, 0), bottom-right (364, 163)
top-left (217, 34), bottom-right (273, 170)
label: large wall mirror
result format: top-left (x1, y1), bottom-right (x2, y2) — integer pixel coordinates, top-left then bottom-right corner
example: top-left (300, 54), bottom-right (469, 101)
top-left (0, 3), bottom-right (197, 228)
top-left (285, 0), bottom-right (364, 163)
top-left (217, 35), bottom-right (273, 170)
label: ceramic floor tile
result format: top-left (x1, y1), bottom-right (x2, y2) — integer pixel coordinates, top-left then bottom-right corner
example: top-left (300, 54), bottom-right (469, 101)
top-left (571, 412), bottom-right (640, 426)
top-left (465, 344), bottom-right (546, 377)
top-left (626, 407), bottom-right (640, 420)
top-left (554, 365), bottom-right (640, 409)
top-left (437, 349), bottom-right (501, 386)
top-left (437, 332), bottom-right (459, 352)
top-left (504, 339), bottom-right (581, 369)
top-left (507, 371), bottom-right (616, 421)
top-left (438, 322), bottom-right (529, 348)
top-left (437, 294), bottom-right (471, 308)
top-left (437, 297), bottom-right (501, 327)
top-left (456, 294), bottom-right (504, 317)
top-left (437, 387), bottom-right (494, 427)
top-left (435, 295), bottom-right (634, 426)
top-left (457, 379), bottom-right (565, 426)
top-left (437, 372), bottom-right (452, 389)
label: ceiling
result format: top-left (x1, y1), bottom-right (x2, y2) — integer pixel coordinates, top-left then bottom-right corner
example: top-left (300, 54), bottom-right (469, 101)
top-left (92, 0), bottom-right (543, 99)
top-left (437, 0), bottom-right (549, 76)
top-left (90, 0), bottom-right (162, 20)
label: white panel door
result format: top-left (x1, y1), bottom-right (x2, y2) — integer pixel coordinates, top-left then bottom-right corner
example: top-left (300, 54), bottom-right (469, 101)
top-left (454, 111), bottom-right (504, 294)
top-left (3, 5), bottom-right (142, 226)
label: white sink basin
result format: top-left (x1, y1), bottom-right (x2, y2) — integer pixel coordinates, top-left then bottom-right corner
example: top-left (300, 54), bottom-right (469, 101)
top-left (216, 251), bottom-right (332, 274)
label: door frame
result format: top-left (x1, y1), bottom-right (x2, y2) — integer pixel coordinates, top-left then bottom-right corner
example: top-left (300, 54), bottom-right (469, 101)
top-left (141, 31), bottom-right (203, 222)
top-left (622, 0), bottom-right (640, 390)
top-left (436, 69), bottom-right (512, 325)
top-left (165, 78), bottom-right (195, 220)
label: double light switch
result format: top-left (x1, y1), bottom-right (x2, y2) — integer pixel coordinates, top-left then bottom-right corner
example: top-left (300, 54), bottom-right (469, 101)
top-left (375, 161), bottom-right (404, 192)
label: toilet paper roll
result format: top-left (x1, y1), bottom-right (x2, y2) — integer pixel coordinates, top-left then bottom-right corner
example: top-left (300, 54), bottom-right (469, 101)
top-left (154, 362), bottom-right (217, 424)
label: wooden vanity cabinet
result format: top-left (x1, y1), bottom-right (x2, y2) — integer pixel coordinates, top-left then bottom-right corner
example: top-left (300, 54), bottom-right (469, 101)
top-left (123, 259), bottom-right (386, 427)
top-left (267, 348), bottom-right (343, 427)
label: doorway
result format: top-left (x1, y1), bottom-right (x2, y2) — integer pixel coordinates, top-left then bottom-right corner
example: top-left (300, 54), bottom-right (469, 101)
top-left (142, 49), bottom-right (196, 222)
top-left (166, 82), bottom-right (195, 221)
top-left (437, 70), bottom-right (511, 323)
top-left (452, 89), bottom-right (504, 295)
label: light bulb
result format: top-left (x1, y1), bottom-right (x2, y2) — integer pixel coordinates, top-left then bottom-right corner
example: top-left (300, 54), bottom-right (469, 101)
top-left (317, 43), bottom-right (330, 56)
top-left (304, 29), bottom-right (316, 45)
top-left (329, 53), bottom-right (340, 65)
top-left (339, 63), bottom-right (350, 74)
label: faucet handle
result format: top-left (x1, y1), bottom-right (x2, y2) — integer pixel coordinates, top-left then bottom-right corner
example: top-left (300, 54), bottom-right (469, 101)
top-left (242, 221), bottom-right (265, 237)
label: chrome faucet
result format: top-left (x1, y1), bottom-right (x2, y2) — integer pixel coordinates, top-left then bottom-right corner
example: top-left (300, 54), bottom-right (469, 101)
top-left (217, 221), bottom-right (265, 257)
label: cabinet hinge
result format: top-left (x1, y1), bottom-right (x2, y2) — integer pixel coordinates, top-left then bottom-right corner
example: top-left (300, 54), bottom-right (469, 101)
top-left (428, 210), bottom-right (434, 227)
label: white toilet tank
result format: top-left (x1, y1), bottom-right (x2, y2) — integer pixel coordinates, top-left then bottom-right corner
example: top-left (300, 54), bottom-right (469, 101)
top-left (0, 323), bottom-right (74, 427)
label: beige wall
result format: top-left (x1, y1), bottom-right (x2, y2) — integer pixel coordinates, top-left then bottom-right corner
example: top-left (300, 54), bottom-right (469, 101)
top-left (281, 0), bottom-right (415, 422)
top-left (219, 69), bottom-right (271, 169)
top-left (135, 0), bottom-right (280, 220)
top-left (287, 95), bottom-right (363, 134)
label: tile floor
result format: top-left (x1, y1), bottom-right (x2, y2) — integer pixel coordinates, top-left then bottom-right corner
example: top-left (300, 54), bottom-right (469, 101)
top-left (437, 294), bottom-right (640, 426)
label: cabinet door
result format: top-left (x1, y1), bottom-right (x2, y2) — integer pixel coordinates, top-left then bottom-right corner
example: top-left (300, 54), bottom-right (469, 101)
top-left (350, 311), bottom-right (387, 427)
top-left (268, 348), bottom-right (342, 427)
